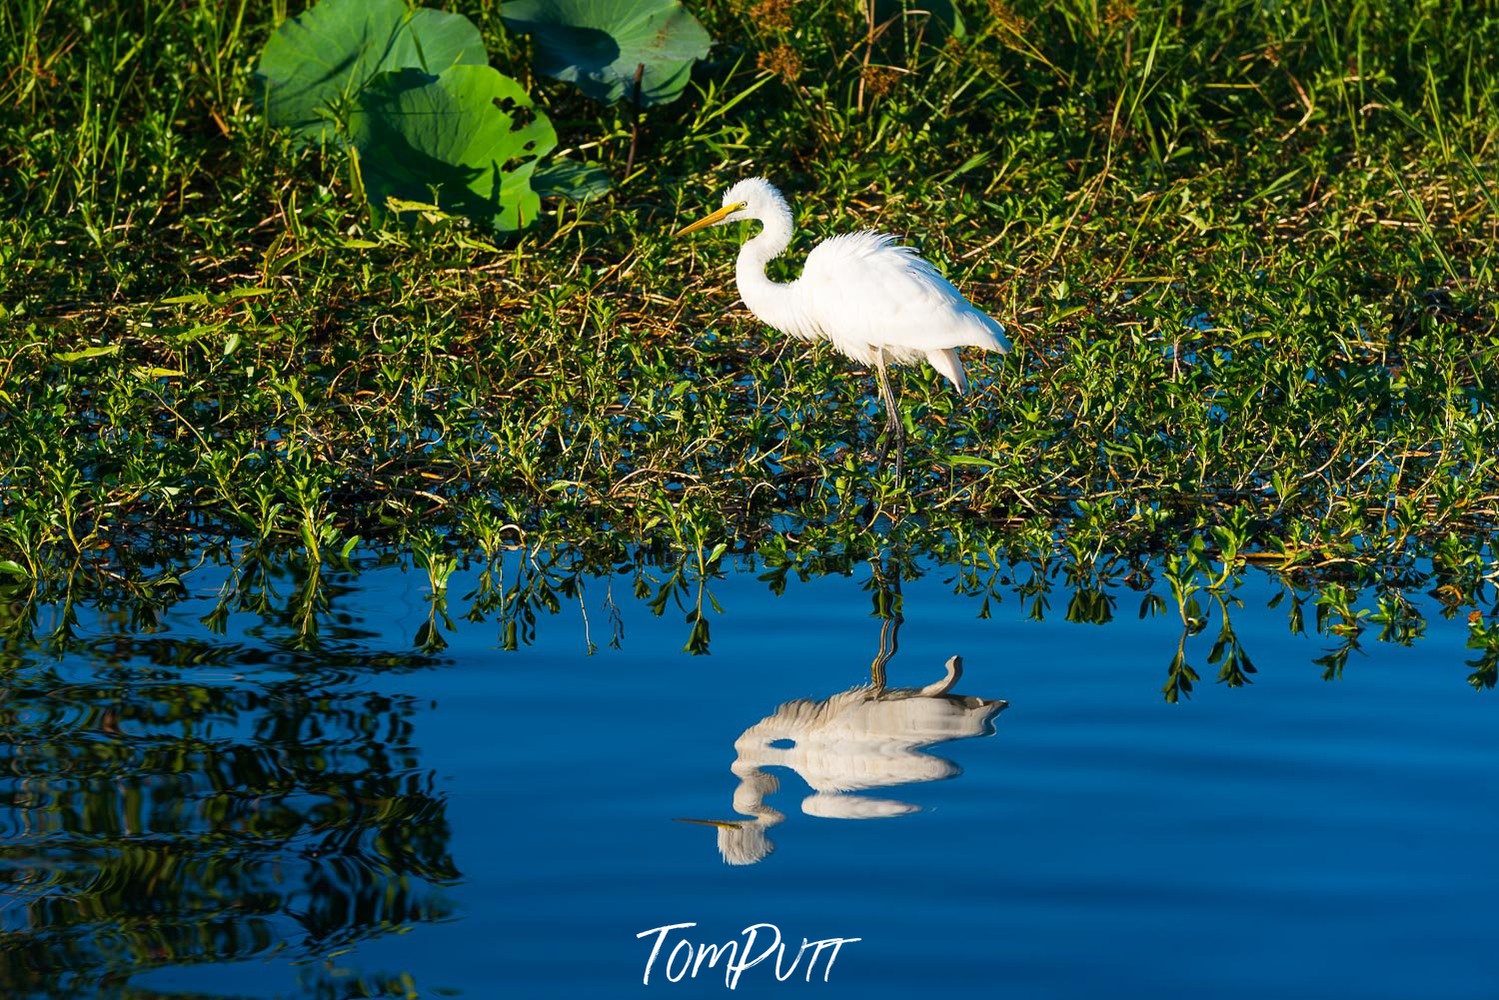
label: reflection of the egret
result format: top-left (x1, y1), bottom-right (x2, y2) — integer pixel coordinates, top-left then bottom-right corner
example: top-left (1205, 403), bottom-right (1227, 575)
top-left (691, 654), bottom-right (1005, 866)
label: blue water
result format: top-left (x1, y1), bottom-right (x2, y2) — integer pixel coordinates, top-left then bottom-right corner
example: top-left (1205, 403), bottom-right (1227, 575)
top-left (3, 554), bottom-right (1496, 999)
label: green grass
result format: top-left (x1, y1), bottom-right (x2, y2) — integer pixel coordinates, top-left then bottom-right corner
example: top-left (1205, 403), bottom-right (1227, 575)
top-left (1, 0), bottom-right (1497, 595)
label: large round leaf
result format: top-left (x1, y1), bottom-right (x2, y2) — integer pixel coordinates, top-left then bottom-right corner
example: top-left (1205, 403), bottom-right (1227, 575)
top-left (255, 0), bottom-right (487, 144)
top-left (501, 0), bottom-right (712, 106)
top-left (350, 66), bottom-right (558, 233)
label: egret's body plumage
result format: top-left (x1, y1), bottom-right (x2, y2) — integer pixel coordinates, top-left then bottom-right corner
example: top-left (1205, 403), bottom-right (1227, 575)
top-left (676, 178), bottom-right (1010, 482)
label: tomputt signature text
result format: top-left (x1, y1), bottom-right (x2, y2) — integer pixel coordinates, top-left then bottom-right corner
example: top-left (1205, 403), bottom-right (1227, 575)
top-left (637, 922), bottom-right (861, 989)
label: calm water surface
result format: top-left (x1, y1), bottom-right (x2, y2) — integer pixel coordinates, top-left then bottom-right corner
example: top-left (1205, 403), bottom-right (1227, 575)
top-left (2, 553), bottom-right (1496, 998)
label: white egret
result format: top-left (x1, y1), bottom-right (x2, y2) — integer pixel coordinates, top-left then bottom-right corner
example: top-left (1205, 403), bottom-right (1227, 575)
top-left (674, 177), bottom-right (1011, 484)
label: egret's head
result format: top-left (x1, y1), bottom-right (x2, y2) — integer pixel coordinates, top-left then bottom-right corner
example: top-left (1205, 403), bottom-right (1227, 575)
top-left (673, 177), bottom-right (784, 237)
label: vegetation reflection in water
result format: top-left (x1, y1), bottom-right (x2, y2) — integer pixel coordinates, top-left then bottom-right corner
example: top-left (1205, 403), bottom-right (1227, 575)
top-left (1, 528), bottom-right (1497, 994)
top-left (6, 526), bottom-right (1499, 685)
top-left (423, 527), bottom-right (1493, 694)
top-left (0, 614), bottom-right (458, 997)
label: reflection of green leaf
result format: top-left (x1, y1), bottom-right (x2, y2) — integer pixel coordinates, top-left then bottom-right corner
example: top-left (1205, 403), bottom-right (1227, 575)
top-left (255, 0), bottom-right (487, 144)
top-left (0, 619), bottom-right (456, 996)
top-left (415, 612), bottom-right (451, 652)
top-left (502, 0), bottom-right (712, 106)
top-left (1314, 639), bottom-right (1361, 681)
top-left (684, 612), bottom-right (710, 655)
top-left (1163, 629), bottom-right (1198, 703)
top-left (1370, 591), bottom-right (1426, 645)
top-left (1065, 586), bottom-right (1115, 625)
top-left (1209, 623), bottom-right (1256, 688)
top-left (1464, 619), bottom-right (1499, 690)
top-left (350, 66), bottom-right (558, 233)
top-left (1467, 650), bottom-right (1497, 690)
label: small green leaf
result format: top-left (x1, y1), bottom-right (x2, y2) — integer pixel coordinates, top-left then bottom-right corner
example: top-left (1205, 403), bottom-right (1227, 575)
top-left (384, 197), bottom-right (444, 215)
top-left (53, 345), bottom-right (121, 363)
top-left (0, 560), bottom-right (30, 579)
top-left (946, 454), bottom-right (1000, 468)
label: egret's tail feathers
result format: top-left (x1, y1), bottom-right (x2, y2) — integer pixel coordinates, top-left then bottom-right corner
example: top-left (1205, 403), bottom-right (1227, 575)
top-left (927, 348), bottom-right (969, 395)
top-left (978, 311), bottom-right (1012, 354)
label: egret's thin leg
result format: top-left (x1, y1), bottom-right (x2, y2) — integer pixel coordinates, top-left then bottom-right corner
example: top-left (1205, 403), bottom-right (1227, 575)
top-left (874, 358), bottom-right (906, 487)
top-left (873, 357), bottom-right (894, 471)
top-left (872, 357), bottom-right (902, 483)
top-left (892, 414), bottom-right (905, 487)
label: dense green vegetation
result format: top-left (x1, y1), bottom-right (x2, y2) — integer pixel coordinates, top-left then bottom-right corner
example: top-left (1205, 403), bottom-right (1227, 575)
top-left (2, 0), bottom-right (1497, 591)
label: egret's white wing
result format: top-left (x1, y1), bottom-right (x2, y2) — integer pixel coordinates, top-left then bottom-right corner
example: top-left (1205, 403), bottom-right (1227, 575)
top-left (796, 232), bottom-right (1010, 367)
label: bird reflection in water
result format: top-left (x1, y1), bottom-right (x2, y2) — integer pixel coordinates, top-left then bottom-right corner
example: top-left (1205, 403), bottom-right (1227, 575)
top-left (685, 570), bottom-right (1006, 865)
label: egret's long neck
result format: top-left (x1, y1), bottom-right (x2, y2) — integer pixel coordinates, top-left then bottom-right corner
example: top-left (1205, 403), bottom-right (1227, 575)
top-left (735, 199), bottom-right (806, 336)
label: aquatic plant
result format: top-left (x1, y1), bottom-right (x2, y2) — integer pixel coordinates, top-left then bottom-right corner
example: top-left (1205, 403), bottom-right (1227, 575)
top-left (254, 0), bottom-right (577, 230)
top-left (254, 0), bottom-right (487, 144)
top-left (350, 65), bottom-right (558, 232)
top-left (501, 0), bottom-right (713, 106)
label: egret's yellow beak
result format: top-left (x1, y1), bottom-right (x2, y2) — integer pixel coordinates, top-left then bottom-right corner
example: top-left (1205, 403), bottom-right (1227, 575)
top-left (672, 817), bottom-right (743, 829)
top-left (673, 202), bottom-right (746, 237)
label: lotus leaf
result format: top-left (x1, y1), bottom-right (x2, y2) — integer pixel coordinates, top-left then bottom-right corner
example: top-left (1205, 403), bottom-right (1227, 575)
top-left (501, 0), bottom-right (712, 106)
top-left (350, 66), bottom-right (558, 233)
top-left (256, 0), bottom-right (487, 144)
top-left (533, 160), bottom-right (612, 201)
